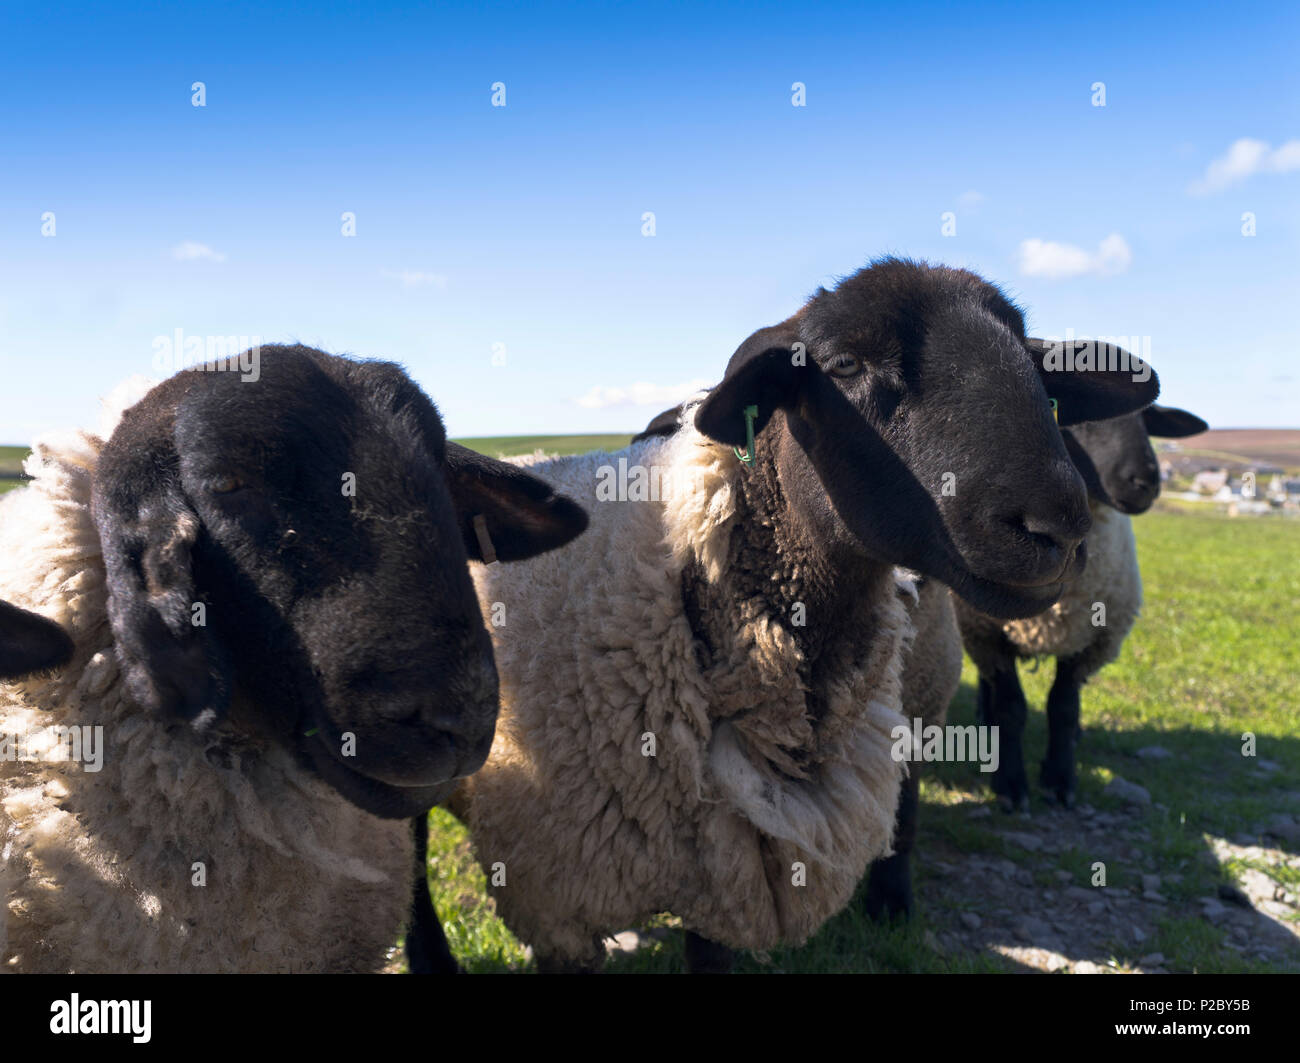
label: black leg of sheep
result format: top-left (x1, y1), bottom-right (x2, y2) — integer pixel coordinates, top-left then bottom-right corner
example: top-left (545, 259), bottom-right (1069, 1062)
top-left (977, 670), bottom-right (1031, 812)
top-left (1040, 655), bottom-right (1085, 808)
top-left (683, 931), bottom-right (735, 974)
top-left (863, 766), bottom-right (920, 921)
top-left (407, 814), bottom-right (460, 974)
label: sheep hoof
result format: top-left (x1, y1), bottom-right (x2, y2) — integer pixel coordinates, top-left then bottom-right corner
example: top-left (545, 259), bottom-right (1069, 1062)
top-left (997, 792), bottom-right (1031, 814)
top-left (1039, 760), bottom-right (1077, 808)
top-left (683, 931), bottom-right (735, 974)
top-left (862, 857), bottom-right (914, 922)
top-left (991, 766), bottom-right (1030, 812)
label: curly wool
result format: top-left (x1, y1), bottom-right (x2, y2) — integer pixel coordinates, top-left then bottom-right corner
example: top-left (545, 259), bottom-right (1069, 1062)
top-left (899, 578), bottom-right (963, 730)
top-left (0, 402), bottom-right (411, 973)
top-left (460, 420), bottom-right (912, 965)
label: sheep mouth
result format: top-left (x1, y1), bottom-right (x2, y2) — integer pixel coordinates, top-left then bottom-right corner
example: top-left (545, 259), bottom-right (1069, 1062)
top-left (1112, 494), bottom-right (1156, 516)
top-left (949, 569), bottom-right (1066, 621)
top-left (299, 731), bottom-right (466, 819)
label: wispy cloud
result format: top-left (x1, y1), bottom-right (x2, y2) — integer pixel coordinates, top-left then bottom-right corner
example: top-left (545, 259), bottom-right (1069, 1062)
top-left (381, 269), bottom-right (448, 289)
top-left (1189, 137), bottom-right (1300, 196)
top-left (1017, 233), bottom-right (1131, 280)
top-left (574, 379), bottom-right (711, 410)
top-left (957, 189), bottom-right (984, 208)
top-left (171, 241), bottom-right (226, 263)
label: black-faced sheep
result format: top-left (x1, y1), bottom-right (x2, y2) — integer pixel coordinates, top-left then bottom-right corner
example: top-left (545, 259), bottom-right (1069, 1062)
top-left (414, 258), bottom-right (1160, 972)
top-left (954, 391), bottom-right (1206, 810)
top-left (0, 345), bottom-right (587, 972)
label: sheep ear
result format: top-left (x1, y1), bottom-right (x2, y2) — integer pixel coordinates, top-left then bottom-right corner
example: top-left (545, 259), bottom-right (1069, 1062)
top-left (94, 456), bottom-right (231, 725)
top-left (694, 326), bottom-right (807, 446)
top-left (631, 404), bottom-right (685, 443)
top-left (1142, 404), bottom-right (1207, 438)
top-left (443, 443), bottom-right (589, 563)
top-left (1026, 338), bottom-right (1161, 427)
top-left (0, 600), bottom-right (74, 679)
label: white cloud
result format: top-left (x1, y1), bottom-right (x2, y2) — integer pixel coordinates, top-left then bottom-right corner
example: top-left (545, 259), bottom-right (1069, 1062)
top-left (1189, 137), bottom-right (1300, 196)
top-left (381, 269), bottom-right (448, 289)
top-left (1017, 233), bottom-right (1132, 280)
top-left (171, 241), bottom-right (226, 263)
top-left (574, 378), bottom-right (712, 410)
top-left (957, 189), bottom-right (984, 208)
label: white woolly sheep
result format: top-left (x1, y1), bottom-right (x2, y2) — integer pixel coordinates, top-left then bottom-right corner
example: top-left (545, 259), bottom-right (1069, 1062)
top-left (417, 259), bottom-right (1161, 972)
top-left (0, 346), bottom-right (586, 972)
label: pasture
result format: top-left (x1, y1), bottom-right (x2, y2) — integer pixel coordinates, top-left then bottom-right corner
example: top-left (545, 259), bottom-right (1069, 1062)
top-left (424, 436), bottom-right (1300, 973)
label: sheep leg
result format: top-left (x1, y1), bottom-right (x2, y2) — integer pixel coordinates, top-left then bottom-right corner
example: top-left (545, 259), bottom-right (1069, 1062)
top-left (406, 814), bottom-right (460, 974)
top-left (978, 668), bottom-right (1030, 812)
top-left (683, 930), bottom-right (735, 974)
top-left (536, 940), bottom-right (606, 974)
top-left (1040, 655), bottom-right (1084, 807)
top-left (862, 764), bottom-right (920, 921)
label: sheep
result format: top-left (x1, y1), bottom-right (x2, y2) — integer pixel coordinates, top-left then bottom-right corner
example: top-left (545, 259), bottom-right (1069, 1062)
top-left (861, 572), bottom-right (963, 921)
top-left (630, 418), bottom-right (965, 927)
top-left (954, 388), bottom-right (1207, 810)
top-left (0, 344), bottom-right (588, 973)
top-left (414, 258), bottom-right (1160, 973)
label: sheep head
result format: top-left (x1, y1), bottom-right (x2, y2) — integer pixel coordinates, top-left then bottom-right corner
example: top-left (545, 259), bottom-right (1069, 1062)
top-left (90, 344), bottom-right (587, 818)
top-left (1061, 400), bottom-right (1207, 515)
top-left (693, 257), bottom-right (1162, 620)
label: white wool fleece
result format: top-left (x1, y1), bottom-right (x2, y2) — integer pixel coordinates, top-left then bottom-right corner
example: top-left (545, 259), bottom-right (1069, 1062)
top-left (0, 399), bottom-right (411, 973)
top-left (1001, 501), bottom-right (1142, 667)
top-left (460, 421), bottom-right (912, 965)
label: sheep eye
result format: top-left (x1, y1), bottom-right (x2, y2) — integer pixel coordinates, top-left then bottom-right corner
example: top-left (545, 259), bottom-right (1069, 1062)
top-left (828, 354), bottom-right (863, 378)
top-left (210, 475), bottom-right (246, 494)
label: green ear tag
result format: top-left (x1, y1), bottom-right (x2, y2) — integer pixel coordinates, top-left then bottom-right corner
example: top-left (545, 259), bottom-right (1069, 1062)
top-left (1049, 398), bottom-right (1059, 424)
top-left (733, 404), bottom-right (758, 465)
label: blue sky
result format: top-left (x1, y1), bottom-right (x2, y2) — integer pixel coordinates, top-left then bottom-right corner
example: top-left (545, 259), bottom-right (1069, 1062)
top-left (1, 0), bottom-right (1297, 440)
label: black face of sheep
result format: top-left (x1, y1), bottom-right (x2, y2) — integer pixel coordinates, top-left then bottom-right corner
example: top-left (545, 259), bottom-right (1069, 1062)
top-left (89, 345), bottom-right (588, 819)
top-left (1063, 403), bottom-right (1208, 514)
top-left (0, 599), bottom-right (74, 679)
top-left (693, 258), bottom-right (1161, 620)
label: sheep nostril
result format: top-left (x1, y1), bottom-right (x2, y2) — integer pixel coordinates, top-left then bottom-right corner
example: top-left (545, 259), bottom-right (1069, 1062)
top-left (1018, 515), bottom-right (1084, 567)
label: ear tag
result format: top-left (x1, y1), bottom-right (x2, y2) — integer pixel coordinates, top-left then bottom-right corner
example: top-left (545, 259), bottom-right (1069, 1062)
top-left (1049, 398), bottom-right (1059, 424)
top-left (733, 404), bottom-right (758, 465)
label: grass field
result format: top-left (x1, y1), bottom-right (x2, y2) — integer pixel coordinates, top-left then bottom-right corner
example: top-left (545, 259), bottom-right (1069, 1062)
top-left (0, 446), bottom-right (28, 495)
top-left (0, 435), bottom-right (639, 496)
top-left (419, 440), bottom-right (1300, 974)
top-left (455, 434), bottom-right (635, 459)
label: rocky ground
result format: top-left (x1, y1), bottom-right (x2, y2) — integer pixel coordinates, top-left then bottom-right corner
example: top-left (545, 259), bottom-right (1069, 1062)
top-left (916, 783), bottom-right (1300, 974)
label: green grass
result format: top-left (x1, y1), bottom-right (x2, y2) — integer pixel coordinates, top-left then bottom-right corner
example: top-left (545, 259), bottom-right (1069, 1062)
top-left (421, 440), bottom-right (1300, 973)
top-left (454, 434), bottom-right (635, 458)
top-left (0, 445), bottom-right (29, 494)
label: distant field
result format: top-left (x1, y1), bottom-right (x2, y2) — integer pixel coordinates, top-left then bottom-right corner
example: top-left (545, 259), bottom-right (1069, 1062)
top-left (0, 445), bottom-right (28, 494)
top-left (0, 435), bottom-right (639, 495)
top-left (1166, 428), bottom-right (1300, 475)
top-left (455, 434), bottom-right (635, 458)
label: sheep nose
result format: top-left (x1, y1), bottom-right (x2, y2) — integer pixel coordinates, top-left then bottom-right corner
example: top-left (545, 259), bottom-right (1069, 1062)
top-left (1014, 508), bottom-right (1091, 579)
